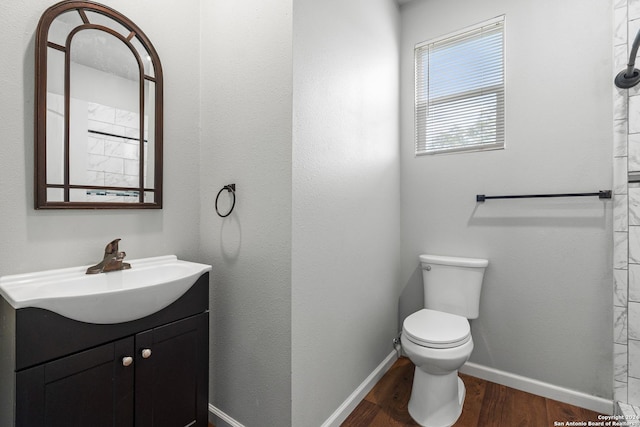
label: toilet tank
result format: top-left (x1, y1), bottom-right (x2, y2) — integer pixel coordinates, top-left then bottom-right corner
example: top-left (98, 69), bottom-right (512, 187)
top-left (420, 254), bottom-right (488, 319)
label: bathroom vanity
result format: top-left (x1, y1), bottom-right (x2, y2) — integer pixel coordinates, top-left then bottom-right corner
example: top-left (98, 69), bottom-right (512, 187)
top-left (0, 256), bottom-right (211, 427)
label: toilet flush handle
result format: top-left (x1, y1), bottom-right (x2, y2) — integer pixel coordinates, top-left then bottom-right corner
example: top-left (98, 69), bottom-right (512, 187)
top-left (424, 265), bottom-right (431, 271)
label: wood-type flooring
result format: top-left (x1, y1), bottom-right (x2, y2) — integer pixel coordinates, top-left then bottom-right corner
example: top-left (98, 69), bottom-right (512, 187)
top-left (342, 357), bottom-right (604, 427)
top-left (209, 356), bottom-right (604, 427)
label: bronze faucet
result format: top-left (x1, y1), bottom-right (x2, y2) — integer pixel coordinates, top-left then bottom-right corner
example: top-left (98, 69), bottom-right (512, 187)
top-left (86, 238), bottom-right (132, 274)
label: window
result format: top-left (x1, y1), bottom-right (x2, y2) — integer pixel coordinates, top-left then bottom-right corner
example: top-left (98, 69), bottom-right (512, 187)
top-left (415, 16), bottom-right (505, 155)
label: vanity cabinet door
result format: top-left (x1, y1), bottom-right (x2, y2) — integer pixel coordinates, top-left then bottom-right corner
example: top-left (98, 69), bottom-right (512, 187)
top-left (16, 336), bottom-right (135, 427)
top-left (135, 312), bottom-right (209, 427)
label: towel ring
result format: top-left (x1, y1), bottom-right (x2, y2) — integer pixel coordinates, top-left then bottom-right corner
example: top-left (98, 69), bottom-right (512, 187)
top-left (215, 184), bottom-right (236, 217)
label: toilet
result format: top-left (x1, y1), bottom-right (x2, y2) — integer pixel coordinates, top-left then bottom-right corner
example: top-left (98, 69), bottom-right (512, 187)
top-left (401, 254), bottom-right (488, 427)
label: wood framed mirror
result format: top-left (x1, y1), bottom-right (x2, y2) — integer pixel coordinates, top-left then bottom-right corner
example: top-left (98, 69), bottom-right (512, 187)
top-left (34, 1), bottom-right (163, 209)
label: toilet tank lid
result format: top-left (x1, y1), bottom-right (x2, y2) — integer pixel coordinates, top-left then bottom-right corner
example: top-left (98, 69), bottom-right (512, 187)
top-left (419, 254), bottom-right (488, 268)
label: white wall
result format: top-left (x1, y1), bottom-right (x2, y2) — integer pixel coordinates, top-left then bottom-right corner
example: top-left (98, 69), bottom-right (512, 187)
top-left (291, 0), bottom-right (401, 425)
top-left (0, 2), bottom-right (201, 421)
top-left (198, 1), bottom-right (293, 426)
top-left (0, 0), bottom-right (202, 274)
top-left (399, 0), bottom-right (613, 398)
top-left (1, 0), bottom-right (617, 424)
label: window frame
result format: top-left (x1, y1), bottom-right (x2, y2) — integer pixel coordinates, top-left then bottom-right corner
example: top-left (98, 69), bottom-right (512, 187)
top-left (414, 15), bottom-right (506, 156)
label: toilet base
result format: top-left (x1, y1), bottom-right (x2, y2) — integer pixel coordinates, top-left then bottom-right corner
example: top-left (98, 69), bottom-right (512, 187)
top-left (407, 370), bottom-right (466, 427)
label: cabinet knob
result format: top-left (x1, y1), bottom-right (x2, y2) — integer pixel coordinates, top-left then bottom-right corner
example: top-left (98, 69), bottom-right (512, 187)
top-left (122, 356), bottom-right (133, 367)
top-left (141, 348), bottom-right (152, 359)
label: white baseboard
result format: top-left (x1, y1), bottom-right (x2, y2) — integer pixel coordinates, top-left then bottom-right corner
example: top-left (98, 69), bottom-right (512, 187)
top-left (208, 403), bottom-right (246, 427)
top-left (320, 350), bottom-right (399, 427)
top-left (208, 355), bottom-right (612, 426)
top-left (207, 351), bottom-right (397, 427)
top-left (460, 361), bottom-right (614, 415)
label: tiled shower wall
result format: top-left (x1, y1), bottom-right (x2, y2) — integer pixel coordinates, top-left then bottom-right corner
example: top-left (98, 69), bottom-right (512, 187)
top-left (613, 0), bottom-right (640, 410)
top-left (47, 94), bottom-right (145, 203)
top-left (86, 101), bottom-right (146, 203)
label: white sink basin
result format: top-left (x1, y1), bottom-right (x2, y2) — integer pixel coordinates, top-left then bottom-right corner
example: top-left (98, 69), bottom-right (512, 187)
top-left (0, 255), bottom-right (211, 324)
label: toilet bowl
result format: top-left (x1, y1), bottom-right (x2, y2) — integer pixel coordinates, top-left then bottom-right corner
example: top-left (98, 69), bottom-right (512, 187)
top-left (401, 254), bottom-right (488, 427)
top-left (401, 309), bottom-right (474, 427)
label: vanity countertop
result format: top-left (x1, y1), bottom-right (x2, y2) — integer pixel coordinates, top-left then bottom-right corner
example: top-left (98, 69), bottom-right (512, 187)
top-left (0, 255), bottom-right (211, 324)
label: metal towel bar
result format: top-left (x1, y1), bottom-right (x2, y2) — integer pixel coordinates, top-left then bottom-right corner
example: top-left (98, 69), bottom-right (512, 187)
top-left (476, 190), bottom-right (612, 202)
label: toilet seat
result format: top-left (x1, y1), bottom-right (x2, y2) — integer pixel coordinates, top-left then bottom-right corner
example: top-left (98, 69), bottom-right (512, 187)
top-left (403, 309), bottom-right (470, 349)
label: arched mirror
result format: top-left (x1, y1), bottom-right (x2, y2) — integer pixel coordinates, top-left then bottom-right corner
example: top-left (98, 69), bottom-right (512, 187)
top-left (34, 1), bottom-right (163, 209)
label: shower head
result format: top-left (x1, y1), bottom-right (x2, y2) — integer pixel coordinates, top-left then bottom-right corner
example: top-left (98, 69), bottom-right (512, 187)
top-left (615, 28), bottom-right (640, 88)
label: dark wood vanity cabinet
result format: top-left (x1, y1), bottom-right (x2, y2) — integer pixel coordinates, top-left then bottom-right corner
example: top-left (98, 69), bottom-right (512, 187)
top-left (4, 273), bottom-right (209, 427)
top-left (134, 314), bottom-right (208, 427)
top-left (17, 336), bottom-right (136, 427)
top-left (16, 313), bottom-right (207, 427)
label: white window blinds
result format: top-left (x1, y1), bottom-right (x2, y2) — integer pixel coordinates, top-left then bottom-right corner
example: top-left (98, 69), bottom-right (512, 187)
top-left (415, 16), bottom-right (505, 155)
